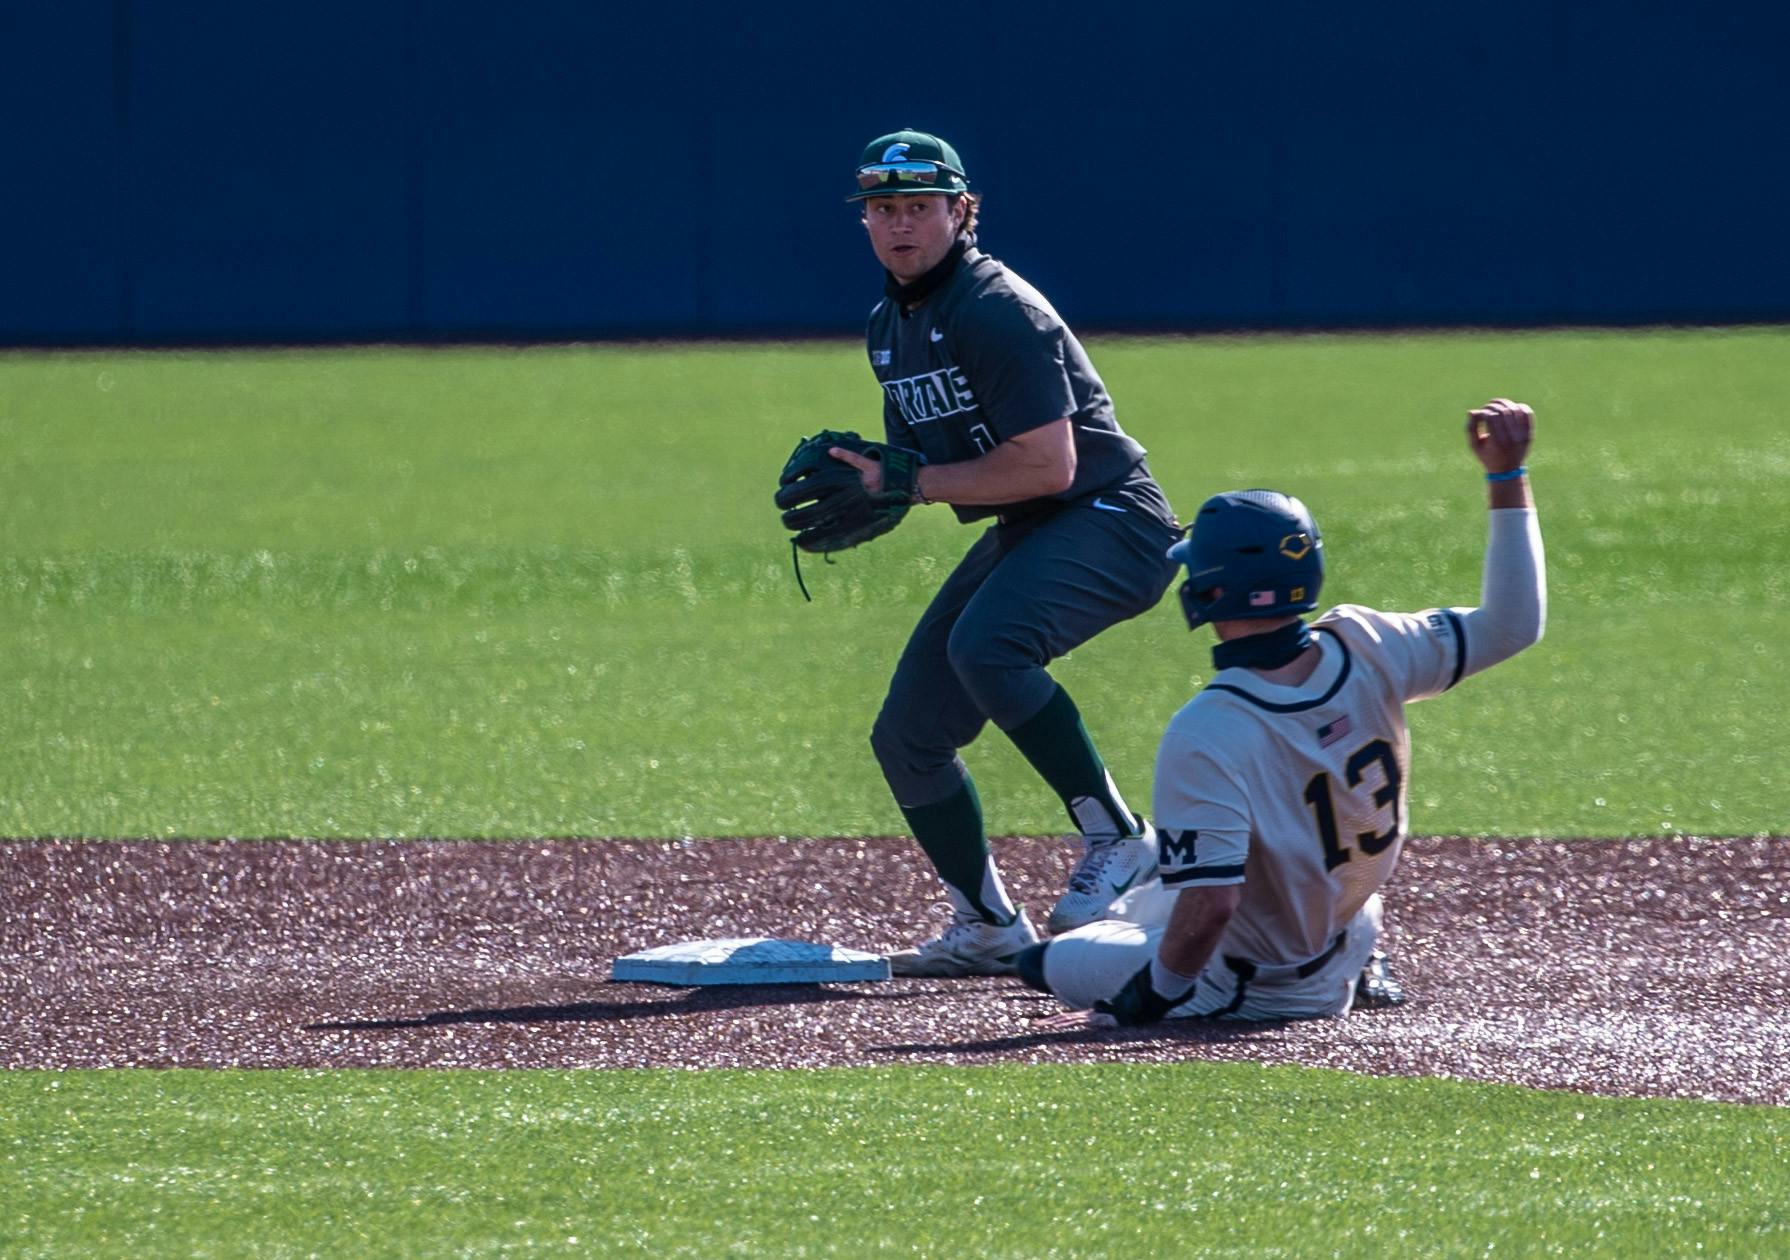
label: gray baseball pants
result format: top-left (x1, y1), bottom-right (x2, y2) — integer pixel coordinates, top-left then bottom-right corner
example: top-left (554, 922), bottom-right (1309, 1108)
top-left (870, 489), bottom-right (1180, 808)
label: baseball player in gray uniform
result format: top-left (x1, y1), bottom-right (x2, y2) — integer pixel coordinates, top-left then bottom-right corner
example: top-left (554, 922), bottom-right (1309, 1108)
top-left (1024, 399), bottom-right (1546, 1027)
top-left (833, 130), bottom-right (1182, 976)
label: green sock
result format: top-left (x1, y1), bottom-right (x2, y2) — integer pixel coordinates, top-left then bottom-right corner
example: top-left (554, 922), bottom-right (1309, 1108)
top-left (1003, 684), bottom-right (1142, 837)
top-left (899, 777), bottom-right (1017, 924)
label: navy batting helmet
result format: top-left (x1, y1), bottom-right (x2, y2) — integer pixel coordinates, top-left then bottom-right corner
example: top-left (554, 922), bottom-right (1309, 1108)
top-left (1167, 490), bottom-right (1324, 631)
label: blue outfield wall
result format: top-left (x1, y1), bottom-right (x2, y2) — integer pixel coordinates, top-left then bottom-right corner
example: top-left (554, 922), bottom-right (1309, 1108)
top-left (3, 1), bottom-right (1787, 344)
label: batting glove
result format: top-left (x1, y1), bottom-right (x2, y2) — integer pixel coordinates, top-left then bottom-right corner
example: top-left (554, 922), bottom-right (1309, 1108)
top-left (1095, 962), bottom-right (1192, 1026)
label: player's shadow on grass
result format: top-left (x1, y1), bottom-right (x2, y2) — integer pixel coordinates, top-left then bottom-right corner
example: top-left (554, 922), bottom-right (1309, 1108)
top-left (307, 982), bottom-right (934, 1032)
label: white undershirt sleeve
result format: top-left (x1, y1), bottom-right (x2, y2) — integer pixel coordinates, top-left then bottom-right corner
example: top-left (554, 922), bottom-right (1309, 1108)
top-left (1457, 506), bottom-right (1546, 680)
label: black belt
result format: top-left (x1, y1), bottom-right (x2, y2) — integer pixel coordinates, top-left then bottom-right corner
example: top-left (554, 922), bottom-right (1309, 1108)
top-left (994, 500), bottom-right (1064, 529)
top-left (1299, 930), bottom-right (1349, 977)
top-left (1214, 931), bottom-right (1348, 1017)
top-left (1223, 929), bottom-right (1348, 984)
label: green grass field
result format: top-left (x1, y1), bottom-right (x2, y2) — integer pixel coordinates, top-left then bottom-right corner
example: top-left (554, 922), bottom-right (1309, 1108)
top-left (3, 328), bottom-right (1785, 838)
top-left (7, 1067), bottom-right (1789, 1258)
top-left (4, 329), bottom-right (1787, 1256)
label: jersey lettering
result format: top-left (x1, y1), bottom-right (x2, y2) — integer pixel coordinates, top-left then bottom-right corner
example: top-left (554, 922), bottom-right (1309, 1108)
top-left (882, 365), bottom-right (976, 425)
top-left (1345, 739), bottom-right (1402, 855)
top-left (915, 374), bottom-right (951, 418)
top-left (1302, 737), bottom-right (1402, 872)
top-left (1159, 828), bottom-right (1199, 866)
top-left (1303, 772), bottom-right (1349, 871)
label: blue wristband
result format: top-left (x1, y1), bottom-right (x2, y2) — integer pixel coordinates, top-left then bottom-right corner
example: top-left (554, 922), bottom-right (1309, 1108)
top-left (1485, 466), bottom-right (1527, 483)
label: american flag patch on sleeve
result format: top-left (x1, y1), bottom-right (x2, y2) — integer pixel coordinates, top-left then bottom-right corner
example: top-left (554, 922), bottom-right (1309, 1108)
top-left (1317, 714), bottom-right (1353, 748)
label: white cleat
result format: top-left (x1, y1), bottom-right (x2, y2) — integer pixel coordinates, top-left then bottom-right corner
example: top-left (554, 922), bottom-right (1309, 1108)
top-left (887, 909), bottom-right (1042, 977)
top-left (1048, 821), bottom-right (1159, 934)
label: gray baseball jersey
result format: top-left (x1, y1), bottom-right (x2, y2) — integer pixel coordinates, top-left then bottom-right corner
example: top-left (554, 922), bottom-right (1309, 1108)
top-left (1037, 603), bottom-right (1462, 1017)
top-left (866, 246), bottom-right (1162, 526)
top-left (1151, 603), bottom-right (1473, 964)
top-left (1039, 507), bottom-right (1546, 1019)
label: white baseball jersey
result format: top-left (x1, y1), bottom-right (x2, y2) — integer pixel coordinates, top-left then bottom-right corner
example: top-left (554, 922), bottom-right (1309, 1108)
top-left (1152, 602), bottom-right (1471, 969)
top-left (1039, 507), bottom-right (1544, 1018)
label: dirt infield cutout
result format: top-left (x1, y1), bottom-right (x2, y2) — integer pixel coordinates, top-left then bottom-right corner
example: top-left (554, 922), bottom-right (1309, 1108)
top-left (2, 835), bottom-right (1785, 1105)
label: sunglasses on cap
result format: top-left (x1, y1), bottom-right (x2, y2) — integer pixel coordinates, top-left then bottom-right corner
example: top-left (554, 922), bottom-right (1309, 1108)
top-left (854, 159), bottom-right (966, 191)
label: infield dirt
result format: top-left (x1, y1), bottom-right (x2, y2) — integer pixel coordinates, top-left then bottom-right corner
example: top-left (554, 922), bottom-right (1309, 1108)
top-left (2, 835), bottom-right (1785, 1105)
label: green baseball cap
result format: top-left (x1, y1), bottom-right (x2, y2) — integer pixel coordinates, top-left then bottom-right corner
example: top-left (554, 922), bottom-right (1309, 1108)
top-left (847, 130), bottom-right (970, 201)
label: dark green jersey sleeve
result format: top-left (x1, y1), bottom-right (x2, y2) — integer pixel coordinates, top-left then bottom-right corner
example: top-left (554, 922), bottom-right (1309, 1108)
top-left (865, 249), bottom-right (1166, 526)
top-left (950, 295), bottom-right (1076, 442)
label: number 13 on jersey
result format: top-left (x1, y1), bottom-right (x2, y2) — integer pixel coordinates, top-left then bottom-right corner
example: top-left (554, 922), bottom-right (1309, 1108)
top-left (1303, 738), bottom-right (1403, 872)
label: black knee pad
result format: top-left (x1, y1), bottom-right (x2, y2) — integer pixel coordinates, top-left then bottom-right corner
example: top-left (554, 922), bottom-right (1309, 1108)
top-left (1015, 942), bottom-right (1052, 994)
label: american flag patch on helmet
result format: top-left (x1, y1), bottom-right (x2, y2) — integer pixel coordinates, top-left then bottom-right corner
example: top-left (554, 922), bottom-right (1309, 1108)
top-left (1249, 590), bottom-right (1276, 607)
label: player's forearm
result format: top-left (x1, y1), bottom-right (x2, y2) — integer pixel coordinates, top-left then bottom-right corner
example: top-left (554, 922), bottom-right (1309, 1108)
top-left (1094, 885), bottom-right (1236, 1025)
top-left (1459, 506), bottom-right (1546, 675)
top-left (916, 419), bottom-right (1075, 506)
top-left (1157, 925), bottom-right (1225, 980)
top-left (1156, 884), bottom-right (1238, 977)
top-left (1487, 470), bottom-right (1532, 510)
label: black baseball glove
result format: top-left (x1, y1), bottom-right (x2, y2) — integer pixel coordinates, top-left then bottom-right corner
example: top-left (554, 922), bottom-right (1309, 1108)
top-left (774, 429), bottom-right (924, 556)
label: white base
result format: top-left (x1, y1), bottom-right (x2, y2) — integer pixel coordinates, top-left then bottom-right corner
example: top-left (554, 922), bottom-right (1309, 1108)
top-left (611, 937), bottom-right (891, 986)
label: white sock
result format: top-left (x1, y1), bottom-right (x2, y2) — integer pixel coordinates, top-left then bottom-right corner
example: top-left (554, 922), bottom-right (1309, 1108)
top-left (1150, 955), bottom-right (1201, 1003)
top-left (1069, 770), bottom-right (1141, 838)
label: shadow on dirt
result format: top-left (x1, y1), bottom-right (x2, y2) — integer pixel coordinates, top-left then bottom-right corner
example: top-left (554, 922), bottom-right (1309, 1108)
top-left (871, 1017), bottom-right (1297, 1058)
top-left (307, 982), bottom-right (936, 1032)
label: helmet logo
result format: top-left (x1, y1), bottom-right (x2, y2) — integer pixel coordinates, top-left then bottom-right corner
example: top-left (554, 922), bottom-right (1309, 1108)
top-left (1279, 532), bottom-right (1312, 560)
top-left (882, 142), bottom-right (911, 162)
top-left (1290, 586), bottom-right (1306, 602)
